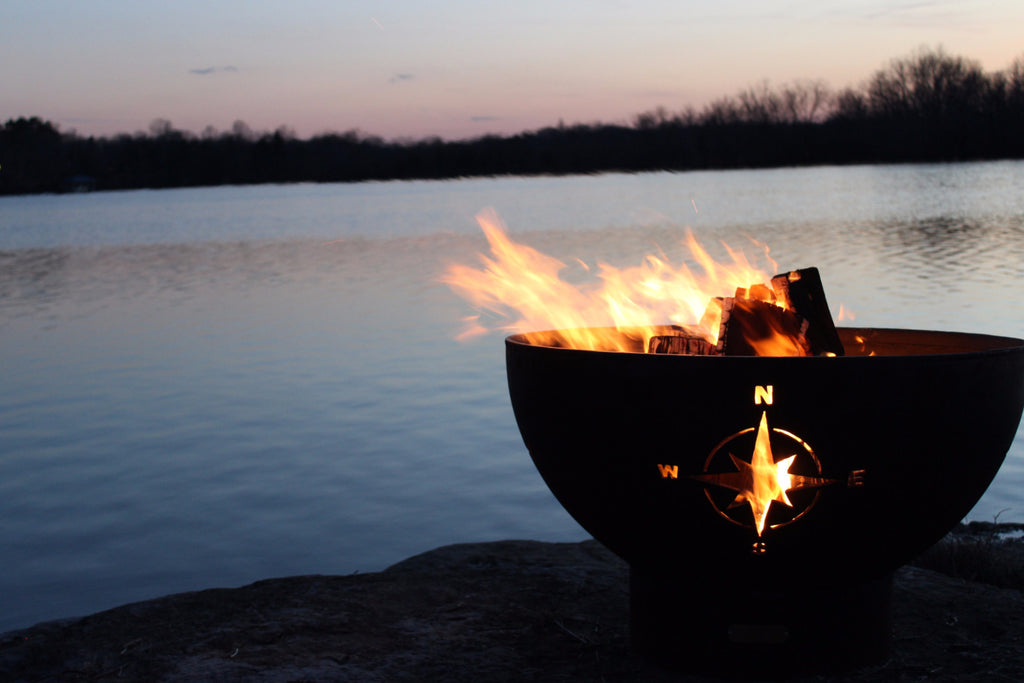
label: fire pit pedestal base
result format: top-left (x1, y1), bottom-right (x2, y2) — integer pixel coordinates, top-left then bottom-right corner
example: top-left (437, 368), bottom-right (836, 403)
top-left (630, 567), bottom-right (893, 675)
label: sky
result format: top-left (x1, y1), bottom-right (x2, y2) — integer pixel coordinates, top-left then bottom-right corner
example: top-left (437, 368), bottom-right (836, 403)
top-left (1, 1), bottom-right (1022, 141)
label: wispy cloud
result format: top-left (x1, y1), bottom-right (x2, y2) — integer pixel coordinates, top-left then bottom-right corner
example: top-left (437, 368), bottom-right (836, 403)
top-left (861, 0), bottom-right (960, 24)
top-left (817, 0), bottom-right (968, 29)
top-left (189, 66), bottom-right (239, 76)
top-left (389, 73), bottom-right (414, 84)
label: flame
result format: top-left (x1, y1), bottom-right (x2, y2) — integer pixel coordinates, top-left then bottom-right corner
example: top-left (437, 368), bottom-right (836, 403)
top-left (442, 209), bottom-right (796, 353)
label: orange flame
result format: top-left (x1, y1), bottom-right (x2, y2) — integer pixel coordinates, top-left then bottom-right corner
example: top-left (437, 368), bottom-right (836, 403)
top-left (442, 209), bottom-right (793, 353)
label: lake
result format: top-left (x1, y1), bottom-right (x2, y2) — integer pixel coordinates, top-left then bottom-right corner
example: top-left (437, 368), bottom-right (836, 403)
top-left (2, 162), bottom-right (1023, 632)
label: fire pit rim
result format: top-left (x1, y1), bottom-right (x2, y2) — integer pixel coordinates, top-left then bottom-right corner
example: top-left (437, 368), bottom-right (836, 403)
top-left (505, 325), bottom-right (1024, 358)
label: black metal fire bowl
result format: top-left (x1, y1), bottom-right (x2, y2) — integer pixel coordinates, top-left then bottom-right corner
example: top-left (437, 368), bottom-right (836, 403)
top-left (506, 326), bottom-right (1024, 674)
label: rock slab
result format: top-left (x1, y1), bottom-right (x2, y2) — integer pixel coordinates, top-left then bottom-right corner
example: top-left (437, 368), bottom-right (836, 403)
top-left (2, 539), bottom-right (1023, 681)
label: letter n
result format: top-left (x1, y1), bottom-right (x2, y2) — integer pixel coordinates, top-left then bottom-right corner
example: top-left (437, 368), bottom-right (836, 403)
top-left (754, 385), bottom-right (773, 405)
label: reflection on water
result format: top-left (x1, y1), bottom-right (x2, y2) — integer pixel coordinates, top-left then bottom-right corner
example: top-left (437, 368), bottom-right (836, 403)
top-left (882, 216), bottom-right (1010, 278)
top-left (0, 234), bottom-right (538, 633)
top-left (0, 248), bottom-right (72, 312)
top-left (1, 161), bottom-right (1023, 633)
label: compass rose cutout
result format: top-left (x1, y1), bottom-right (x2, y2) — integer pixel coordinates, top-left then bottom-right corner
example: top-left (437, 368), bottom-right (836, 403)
top-left (691, 411), bottom-right (836, 536)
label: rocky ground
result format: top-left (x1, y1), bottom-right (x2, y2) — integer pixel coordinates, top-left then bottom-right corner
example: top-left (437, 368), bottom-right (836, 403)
top-left (1, 524), bottom-right (1022, 682)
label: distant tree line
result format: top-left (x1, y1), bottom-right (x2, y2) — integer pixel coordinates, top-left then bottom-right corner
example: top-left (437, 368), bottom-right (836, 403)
top-left (2, 47), bottom-right (1023, 196)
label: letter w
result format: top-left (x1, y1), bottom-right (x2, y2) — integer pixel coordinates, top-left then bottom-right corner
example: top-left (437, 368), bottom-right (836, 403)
top-left (657, 464), bottom-right (679, 479)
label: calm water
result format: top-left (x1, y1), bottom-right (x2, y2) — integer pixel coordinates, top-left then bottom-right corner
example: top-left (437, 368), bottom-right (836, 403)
top-left (2, 162), bottom-right (1024, 632)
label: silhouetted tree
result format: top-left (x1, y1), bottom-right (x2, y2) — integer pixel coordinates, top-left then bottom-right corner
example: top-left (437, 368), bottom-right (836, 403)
top-left (779, 80), bottom-right (832, 123)
top-left (230, 120), bottom-right (255, 141)
top-left (0, 117), bottom-right (65, 193)
top-left (149, 118), bottom-right (175, 138)
top-left (867, 47), bottom-right (986, 120)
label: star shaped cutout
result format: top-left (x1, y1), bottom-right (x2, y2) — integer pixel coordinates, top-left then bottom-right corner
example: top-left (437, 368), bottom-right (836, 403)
top-left (693, 412), bottom-right (833, 536)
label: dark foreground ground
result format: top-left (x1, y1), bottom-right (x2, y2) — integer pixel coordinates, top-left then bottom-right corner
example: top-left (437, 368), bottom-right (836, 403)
top-left (2, 525), bottom-right (1022, 682)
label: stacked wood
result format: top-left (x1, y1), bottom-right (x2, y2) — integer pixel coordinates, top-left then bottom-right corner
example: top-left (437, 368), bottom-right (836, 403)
top-left (647, 266), bottom-right (845, 358)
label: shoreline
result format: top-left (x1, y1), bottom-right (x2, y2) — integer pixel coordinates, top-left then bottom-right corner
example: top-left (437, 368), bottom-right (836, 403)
top-left (2, 529), bottom-right (1023, 681)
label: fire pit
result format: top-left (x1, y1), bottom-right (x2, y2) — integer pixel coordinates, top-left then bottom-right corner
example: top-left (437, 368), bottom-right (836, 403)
top-left (506, 326), bottom-right (1024, 674)
top-left (443, 212), bottom-right (1024, 674)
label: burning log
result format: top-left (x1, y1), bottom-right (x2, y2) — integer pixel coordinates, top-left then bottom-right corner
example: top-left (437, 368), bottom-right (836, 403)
top-left (716, 295), bottom-right (811, 357)
top-left (770, 267), bottom-right (845, 356)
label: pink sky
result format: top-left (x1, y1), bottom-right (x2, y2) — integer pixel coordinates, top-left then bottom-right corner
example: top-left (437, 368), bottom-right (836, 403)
top-left (2, 1), bottom-right (1022, 140)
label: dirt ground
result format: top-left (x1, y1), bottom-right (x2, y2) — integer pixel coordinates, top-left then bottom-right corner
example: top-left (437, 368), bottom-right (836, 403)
top-left (2, 527), bottom-right (1023, 682)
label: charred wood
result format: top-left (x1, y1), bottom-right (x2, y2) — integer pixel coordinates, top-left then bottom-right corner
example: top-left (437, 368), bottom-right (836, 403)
top-left (770, 267), bottom-right (845, 356)
top-left (648, 335), bottom-right (717, 355)
top-left (715, 296), bottom-right (811, 357)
